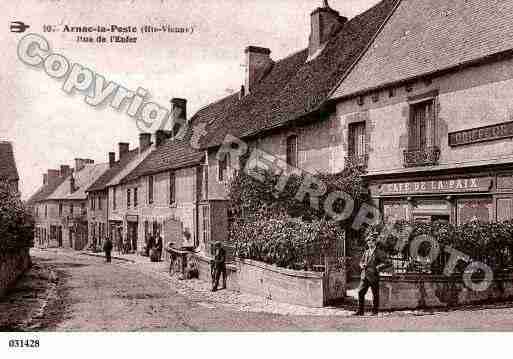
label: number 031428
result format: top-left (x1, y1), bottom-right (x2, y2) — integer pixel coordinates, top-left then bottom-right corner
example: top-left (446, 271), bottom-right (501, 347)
top-left (8, 339), bottom-right (40, 348)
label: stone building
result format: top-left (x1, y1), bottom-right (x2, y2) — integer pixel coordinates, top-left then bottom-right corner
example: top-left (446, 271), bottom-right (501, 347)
top-left (86, 138), bottom-right (153, 251)
top-left (28, 167), bottom-right (68, 248)
top-left (117, 99), bottom-right (205, 255)
top-left (189, 0), bottom-right (399, 253)
top-left (29, 159), bottom-right (108, 249)
top-left (329, 0), bottom-right (513, 225)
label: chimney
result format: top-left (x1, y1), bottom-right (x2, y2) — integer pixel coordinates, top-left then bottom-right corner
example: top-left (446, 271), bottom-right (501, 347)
top-left (108, 152), bottom-right (116, 168)
top-left (308, 0), bottom-right (347, 60)
top-left (47, 169), bottom-right (60, 186)
top-left (70, 175), bottom-right (76, 193)
top-left (60, 165), bottom-right (71, 178)
top-left (170, 98), bottom-right (188, 137)
top-left (139, 133), bottom-right (152, 153)
top-left (118, 143), bottom-right (129, 160)
top-left (244, 46), bottom-right (272, 94)
top-left (43, 173), bottom-right (48, 185)
top-left (155, 130), bottom-right (167, 147)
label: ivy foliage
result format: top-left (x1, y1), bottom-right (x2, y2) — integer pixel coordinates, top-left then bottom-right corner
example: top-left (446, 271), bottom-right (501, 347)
top-left (227, 157), bottom-right (368, 268)
top-left (370, 220), bottom-right (513, 274)
top-left (0, 183), bottom-right (34, 251)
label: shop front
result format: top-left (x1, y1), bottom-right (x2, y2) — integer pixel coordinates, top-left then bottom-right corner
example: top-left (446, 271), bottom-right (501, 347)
top-left (367, 166), bottom-right (513, 225)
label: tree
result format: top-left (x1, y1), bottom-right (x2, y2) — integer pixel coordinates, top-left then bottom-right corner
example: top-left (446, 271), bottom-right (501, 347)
top-left (0, 182), bottom-right (34, 251)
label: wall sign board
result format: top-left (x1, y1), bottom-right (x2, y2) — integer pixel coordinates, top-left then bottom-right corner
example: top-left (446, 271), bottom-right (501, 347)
top-left (449, 121), bottom-right (513, 146)
top-left (379, 177), bottom-right (492, 196)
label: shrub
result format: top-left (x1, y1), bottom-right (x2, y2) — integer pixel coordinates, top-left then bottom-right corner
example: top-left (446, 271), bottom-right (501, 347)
top-left (232, 218), bottom-right (344, 269)
top-left (369, 220), bottom-right (513, 274)
top-left (0, 183), bottom-right (34, 251)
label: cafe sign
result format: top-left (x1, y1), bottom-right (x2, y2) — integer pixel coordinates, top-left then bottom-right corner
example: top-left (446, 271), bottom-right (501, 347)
top-left (449, 121), bottom-right (513, 147)
top-left (379, 177), bottom-right (492, 196)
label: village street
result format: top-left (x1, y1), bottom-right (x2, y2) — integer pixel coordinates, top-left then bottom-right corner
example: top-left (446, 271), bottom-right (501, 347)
top-left (1, 248), bottom-right (513, 331)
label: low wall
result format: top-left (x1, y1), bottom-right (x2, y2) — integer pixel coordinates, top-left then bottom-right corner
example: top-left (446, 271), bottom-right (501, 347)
top-left (0, 247), bottom-right (31, 297)
top-left (191, 253), bottom-right (346, 307)
top-left (351, 273), bottom-right (513, 310)
top-left (190, 253), bottom-right (239, 291)
top-left (236, 259), bottom-right (326, 307)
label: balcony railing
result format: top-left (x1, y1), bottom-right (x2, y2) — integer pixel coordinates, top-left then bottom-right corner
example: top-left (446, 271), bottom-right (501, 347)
top-left (345, 154), bottom-right (369, 169)
top-left (403, 146), bottom-right (440, 167)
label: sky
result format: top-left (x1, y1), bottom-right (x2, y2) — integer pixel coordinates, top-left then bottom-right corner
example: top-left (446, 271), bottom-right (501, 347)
top-left (0, 0), bottom-right (379, 199)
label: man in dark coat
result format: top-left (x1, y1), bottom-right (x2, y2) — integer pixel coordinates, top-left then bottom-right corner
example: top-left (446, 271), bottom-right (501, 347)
top-left (356, 231), bottom-right (391, 316)
top-left (211, 241), bottom-right (227, 292)
top-left (155, 231), bottom-right (163, 262)
top-left (103, 237), bottom-right (113, 263)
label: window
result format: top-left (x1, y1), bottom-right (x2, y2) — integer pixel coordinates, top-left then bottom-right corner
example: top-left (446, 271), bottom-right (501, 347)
top-left (218, 153), bottom-right (230, 182)
top-left (148, 176), bottom-right (154, 204)
top-left (45, 205), bottom-right (47, 218)
top-left (90, 196), bottom-right (94, 210)
top-left (202, 206), bottom-right (210, 245)
top-left (409, 99), bottom-right (436, 151)
top-left (127, 188), bottom-right (131, 208)
top-left (348, 122), bottom-right (366, 158)
top-left (134, 188), bottom-right (138, 207)
top-left (113, 188), bottom-right (117, 210)
top-left (286, 135), bottom-right (298, 167)
top-left (169, 171), bottom-right (176, 205)
top-left (70, 204), bottom-right (74, 215)
top-left (81, 203), bottom-right (86, 215)
top-left (98, 195), bottom-right (102, 210)
top-left (59, 203), bottom-right (63, 217)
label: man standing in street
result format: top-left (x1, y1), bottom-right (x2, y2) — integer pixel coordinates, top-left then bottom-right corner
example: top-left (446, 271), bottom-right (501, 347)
top-left (103, 236), bottom-right (113, 263)
top-left (155, 231), bottom-right (163, 262)
top-left (356, 231), bottom-right (391, 316)
top-left (211, 241), bottom-right (227, 292)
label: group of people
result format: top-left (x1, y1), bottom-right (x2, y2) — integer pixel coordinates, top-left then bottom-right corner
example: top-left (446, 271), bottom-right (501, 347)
top-left (103, 227), bottom-right (387, 315)
top-left (145, 231), bottom-right (163, 262)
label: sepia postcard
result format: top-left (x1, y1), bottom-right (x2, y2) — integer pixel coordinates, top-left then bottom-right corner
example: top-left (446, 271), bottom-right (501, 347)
top-left (1, 0), bottom-right (513, 356)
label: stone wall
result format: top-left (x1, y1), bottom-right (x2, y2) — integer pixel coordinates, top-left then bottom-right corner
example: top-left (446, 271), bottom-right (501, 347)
top-left (191, 253), bottom-right (346, 307)
top-left (0, 248), bottom-right (31, 297)
top-left (349, 273), bottom-right (513, 310)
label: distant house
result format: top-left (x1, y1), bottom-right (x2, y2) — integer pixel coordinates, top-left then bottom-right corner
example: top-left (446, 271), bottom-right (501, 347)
top-left (29, 159), bottom-right (109, 249)
top-left (0, 141), bottom-right (20, 195)
top-left (86, 136), bottom-right (154, 252)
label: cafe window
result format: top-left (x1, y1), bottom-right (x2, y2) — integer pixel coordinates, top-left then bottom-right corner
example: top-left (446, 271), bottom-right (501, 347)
top-left (408, 99), bottom-right (436, 150)
top-left (169, 171), bottom-right (176, 205)
top-left (348, 122), bottom-right (366, 158)
top-left (148, 176), bottom-right (154, 204)
top-left (127, 188), bottom-right (131, 208)
top-left (286, 135), bottom-right (298, 167)
top-left (457, 198), bottom-right (493, 225)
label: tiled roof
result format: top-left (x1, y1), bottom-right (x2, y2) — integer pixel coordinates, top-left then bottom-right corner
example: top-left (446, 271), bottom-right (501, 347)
top-left (194, 0), bottom-right (399, 149)
top-left (25, 176), bottom-right (67, 206)
top-left (331, 0), bottom-right (513, 98)
top-left (120, 130), bottom-right (204, 184)
top-left (47, 163), bottom-right (109, 200)
top-left (86, 149), bottom-right (139, 192)
top-left (0, 141), bottom-right (19, 181)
